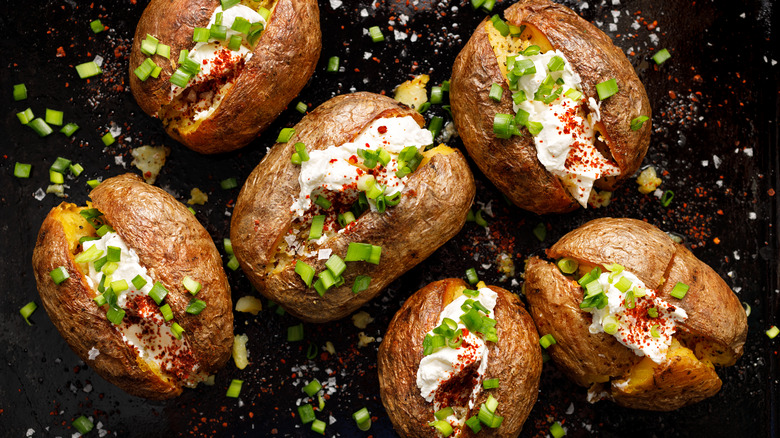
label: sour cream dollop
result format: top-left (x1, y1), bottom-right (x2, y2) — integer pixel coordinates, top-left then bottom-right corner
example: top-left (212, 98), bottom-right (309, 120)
top-left (290, 116), bottom-right (433, 216)
top-left (510, 49), bottom-right (620, 206)
top-left (585, 269), bottom-right (687, 364)
top-left (416, 287), bottom-right (498, 408)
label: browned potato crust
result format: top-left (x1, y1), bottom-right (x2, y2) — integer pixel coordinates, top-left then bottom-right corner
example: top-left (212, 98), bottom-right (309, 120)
top-left (129, 0), bottom-right (321, 154)
top-left (450, 0), bottom-right (651, 214)
top-left (231, 92), bottom-right (476, 322)
top-left (32, 174), bottom-right (233, 399)
top-left (378, 279), bottom-right (542, 437)
top-left (524, 218), bottom-right (747, 410)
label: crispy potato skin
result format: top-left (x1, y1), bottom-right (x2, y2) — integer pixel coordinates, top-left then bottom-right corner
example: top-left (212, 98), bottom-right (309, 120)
top-left (32, 174), bottom-right (233, 399)
top-left (230, 92), bottom-right (476, 322)
top-left (378, 279), bottom-right (542, 437)
top-left (450, 0), bottom-right (651, 214)
top-left (524, 218), bottom-right (747, 410)
top-left (129, 0), bottom-right (321, 154)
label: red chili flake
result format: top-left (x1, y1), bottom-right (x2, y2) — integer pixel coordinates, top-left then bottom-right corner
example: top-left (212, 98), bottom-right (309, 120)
top-left (378, 125), bottom-right (388, 134)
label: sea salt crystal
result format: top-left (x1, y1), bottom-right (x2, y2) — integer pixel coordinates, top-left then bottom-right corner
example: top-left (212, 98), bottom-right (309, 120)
top-left (318, 249), bottom-right (332, 260)
top-left (744, 148), bottom-right (753, 157)
top-left (93, 55), bottom-right (104, 67)
top-left (713, 155), bottom-right (722, 168)
top-left (360, 8), bottom-right (368, 17)
top-left (748, 212), bottom-right (756, 220)
top-left (34, 188), bottom-right (46, 201)
top-left (609, 23), bottom-right (618, 32)
top-left (88, 347), bottom-right (100, 360)
top-left (394, 30), bottom-right (408, 40)
top-left (329, 0), bottom-right (341, 9)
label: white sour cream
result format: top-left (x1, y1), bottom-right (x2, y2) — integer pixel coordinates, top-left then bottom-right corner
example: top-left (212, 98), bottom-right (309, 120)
top-left (83, 232), bottom-right (154, 308)
top-left (290, 116), bottom-right (433, 216)
top-left (510, 49), bottom-right (620, 207)
top-left (416, 287), bottom-right (498, 409)
top-left (586, 270), bottom-right (687, 364)
top-left (171, 4), bottom-right (265, 97)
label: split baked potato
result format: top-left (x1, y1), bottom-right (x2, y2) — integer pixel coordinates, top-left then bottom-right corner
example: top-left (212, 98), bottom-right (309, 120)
top-left (32, 174), bottom-right (233, 399)
top-left (378, 278), bottom-right (542, 437)
top-left (230, 92), bottom-right (476, 323)
top-left (524, 218), bottom-right (747, 410)
top-left (450, 0), bottom-right (651, 214)
top-left (129, 0), bottom-right (321, 154)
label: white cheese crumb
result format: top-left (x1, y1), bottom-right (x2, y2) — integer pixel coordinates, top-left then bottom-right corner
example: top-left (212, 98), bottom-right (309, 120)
top-left (318, 248), bottom-right (332, 260)
top-left (88, 347), bottom-right (100, 360)
top-left (114, 155), bottom-right (126, 168)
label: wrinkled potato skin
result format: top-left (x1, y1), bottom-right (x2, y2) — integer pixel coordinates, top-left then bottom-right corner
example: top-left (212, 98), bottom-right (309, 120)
top-left (129, 0), bottom-right (321, 154)
top-left (524, 218), bottom-right (747, 410)
top-left (378, 279), bottom-right (542, 437)
top-left (32, 174), bottom-right (233, 399)
top-left (231, 93), bottom-right (476, 322)
top-left (450, 0), bottom-right (651, 214)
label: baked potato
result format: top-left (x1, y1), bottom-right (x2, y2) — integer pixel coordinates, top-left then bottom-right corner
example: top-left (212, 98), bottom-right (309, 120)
top-left (524, 218), bottom-right (747, 410)
top-left (31, 174), bottom-right (233, 400)
top-left (129, 0), bottom-right (321, 154)
top-left (450, 0), bottom-right (651, 214)
top-left (230, 92), bottom-right (475, 323)
top-left (378, 278), bottom-right (542, 437)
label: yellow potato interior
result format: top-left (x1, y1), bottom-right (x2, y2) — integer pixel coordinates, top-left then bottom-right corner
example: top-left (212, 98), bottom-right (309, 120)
top-left (50, 203), bottom-right (97, 255)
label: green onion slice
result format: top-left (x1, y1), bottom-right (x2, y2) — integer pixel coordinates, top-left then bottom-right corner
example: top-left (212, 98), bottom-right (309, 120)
top-left (596, 78), bottom-right (619, 100)
top-left (631, 115), bottom-right (650, 131)
top-left (277, 128), bottom-right (295, 143)
top-left (670, 282), bottom-right (689, 299)
top-left (661, 190), bottom-right (675, 207)
top-left (75, 61), bottom-right (102, 78)
top-left (482, 378), bottom-right (500, 389)
top-left (45, 109), bottom-right (64, 126)
top-left (539, 333), bottom-right (557, 349)
top-left (352, 275), bottom-right (371, 294)
top-left (489, 83), bottom-right (503, 102)
top-left (303, 378), bottom-right (322, 397)
top-left (13, 163), bottom-right (31, 178)
top-left (72, 416), bottom-right (94, 435)
top-left (368, 26), bottom-right (384, 42)
top-left (352, 407), bottom-right (371, 431)
top-left (288, 323), bottom-right (304, 341)
top-left (557, 258), bottom-right (578, 274)
top-left (159, 303), bottom-right (174, 321)
top-left (311, 419), bottom-right (326, 435)
top-left (186, 298), bottom-right (207, 315)
top-left (295, 260), bottom-right (315, 287)
top-left (50, 266), bottom-right (69, 285)
top-left (13, 83), bottom-right (27, 101)
top-left (20, 301), bottom-right (37, 325)
top-left (327, 56), bottom-right (340, 73)
top-left (428, 420), bottom-right (453, 437)
top-left (298, 404), bottom-right (316, 424)
top-left (309, 215), bottom-right (325, 240)
top-left (652, 48), bottom-right (671, 65)
top-left (106, 305), bottom-right (125, 325)
top-left (29, 118), bottom-right (53, 137)
top-left (550, 421), bottom-right (566, 438)
top-left (149, 281), bottom-right (169, 305)
top-left (226, 379), bottom-right (243, 398)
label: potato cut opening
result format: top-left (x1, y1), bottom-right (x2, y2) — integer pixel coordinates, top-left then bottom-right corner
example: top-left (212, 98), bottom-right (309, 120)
top-left (51, 203), bottom-right (98, 256)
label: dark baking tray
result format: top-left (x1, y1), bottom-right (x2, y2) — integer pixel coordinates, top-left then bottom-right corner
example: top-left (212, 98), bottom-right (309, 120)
top-left (1, 0), bottom-right (777, 436)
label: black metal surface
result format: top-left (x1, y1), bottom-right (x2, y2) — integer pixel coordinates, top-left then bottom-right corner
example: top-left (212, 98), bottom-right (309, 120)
top-left (0, 0), bottom-right (777, 437)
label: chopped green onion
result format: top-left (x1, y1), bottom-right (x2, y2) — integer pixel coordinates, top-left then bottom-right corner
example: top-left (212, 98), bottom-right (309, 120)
top-left (101, 132), bottom-right (115, 146)
top-left (95, 224), bottom-right (114, 237)
top-left (650, 324), bottom-right (661, 338)
top-left (631, 115), bottom-right (650, 131)
top-left (140, 34), bottom-right (159, 56)
top-left (428, 420), bottom-right (453, 437)
top-left (647, 307), bottom-right (659, 318)
top-left (533, 223), bottom-right (546, 241)
top-left (313, 278), bottom-right (327, 296)
top-left (258, 7), bottom-right (271, 21)
top-left (227, 255), bottom-right (240, 271)
top-left (75, 61), bottom-right (102, 78)
top-left (28, 118), bottom-right (53, 137)
top-left (527, 120), bottom-right (543, 136)
top-left (133, 57), bottom-right (157, 81)
top-left (465, 416), bottom-right (482, 433)
top-left (521, 45), bottom-right (540, 56)
top-left (105, 245), bottom-right (120, 262)
top-left (471, 0), bottom-right (486, 9)
top-left (368, 26), bottom-right (384, 42)
top-left (550, 421), bottom-right (566, 438)
top-left (303, 378), bottom-right (322, 397)
top-left (625, 289), bottom-right (636, 309)
top-left (465, 267), bottom-right (479, 285)
top-left (353, 407), bottom-right (371, 431)
top-left (168, 322), bottom-right (184, 339)
top-left (69, 163), bottom-right (84, 177)
top-left (93, 294), bottom-right (106, 306)
top-left (14, 162), bottom-right (31, 178)
top-left (182, 276), bottom-right (202, 295)
top-left (149, 281), bottom-right (169, 305)
top-left (353, 275), bottom-right (371, 294)
top-left (435, 406), bottom-right (454, 420)
top-left (93, 256), bottom-right (108, 272)
top-left (430, 86), bottom-right (443, 104)
top-left (306, 341), bottom-right (318, 360)
top-left (156, 43), bottom-right (171, 59)
top-left (210, 24), bottom-right (227, 40)
top-left (221, 0), bottom-right (240, 9)
top-left (247, 22), bottom-right (265, 46)
top-left (345, 242), bottom-right (372, 262)
top-left (325, 255), bottom-right (346, 278)
top-left (277, 128), bottom-right (295, 143)
top-left (226, 379), bottom-right (243, 398)
top-left (477, 403), bottom-right (503, 428)
top-left (428, 116), bottom-right (444, 139)
top-left (111, 279), bottom-right (128, 293)
top-left (766, 326), bottom-right (779, 339)
top-left (489, 14), bottom-right (509, 36)
top-left (72, 416), bottom-right (94, 435)
top-left (309, 215), bottom-right (325, 240)
top-left (220, 177), bottom-right (238, 190)
top-left (596, 78), bottom-right (619, 100)
top-left (493, 113), bottom-right (513, 139)
top-left (327, 56), bottom-right (340, 72)
top-left (485, 394), bottom-right (499, 413)
top-left (481, 0), bottom-right (495, 12)
top-left (547, 56), bottom-right (565, 72)
top-left (44, 109), bottom-right (63, 126)
top-left (652, 48), bottom-right (671, 65)
top-left (151, 65), bottom-right (162, 79)
top-left (74, 246), bottom-right (103, 266)
top-left (539, 333), bottom-right (556, 349)
top-left (489, 83), bottom-right (503, 101)
top-left (169, 69), bottom-right (191, 87)
top-left (557, 258), bottom-right (578, 274)
top-left (186, 298), bottom-right (207, 315)
top-left (231, 16), bottom-right (251, 34)
top-left (159, 303), bottom-right (173, 321)
top-left (50, 266), bottom-right (69, 285)
top-left (50, 156), bottom-right (72, 173)
top-left (311, 419), bottom-right (326, 435)
top-left (16, 108), bottom-right (34, 124)
top-left (603, 315), bottom-right (619, 335)
top-left (661, 190), bottom-right (675, 207)
top-left (288, 323), bottom-right (304, 341)
top-left (298, 404), bottom-right (316, 424)
top-left (368, 245), bottom-right (382, 265)
top-left (312, 196), bottom-right (332, 211)
top-left (483, 378), bottom-right (500, 389)
top-left (294, 142), bottom-right (309, 161)
top-left (223, 238), bottom-right (233, 255)
top-left (291, 152), bottom-right (302, 165)
top-left (670, 282), bottom-right (689, 299)
top-left (13, 83), bottom-right (27, 101)
top-left (578, 267), bottom-right (601, 286)
top-left (584, 280), bottom-right (603, 297)
top-left (614, 276), bottom-right (632, 293)
top-left (87, 179), bottom-right (100, 188)
top-left (228, 34), bottom-right (242, 51)
top-left (106, 305), bottom-right (125, 325)
top-left (295, 260), bottom-right (315, 287)
top-left (564, 88), bottom-right (583, 101)
top-left (295, 101), bottom-right (307, 114)
top-left (20, 301), bottom-right (37, 325)
top-left (318, 270), bottom-right (336, 291)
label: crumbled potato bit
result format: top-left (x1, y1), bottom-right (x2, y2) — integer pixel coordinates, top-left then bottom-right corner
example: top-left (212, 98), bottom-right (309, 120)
top-left (588, 189), bottom-right (613, 208)
top-left (233, 334), bottom-right (249, 370)
top-left (476, 281), bottom-right (487, 289)
top-left (46, 184), bottom-right (66, 197)
top-left (130, 145), bottom-right (170, 184)
top-left (187, 188), bottom-right (208, 205)
top-left (324, 341), bottom-right (335, 355)
top-left (235, 295), bottom-right (263, 315)
top-left (351, 311), bottom-right (374, 329)
top-left (357, 332), bottom-right (375, 348)
top-left (497, 252), bottom-right (515, 278)
top-left (636, 167), bottom-right (662, 194)
top-left (485, 20), bottom-right (530, 79)
top-left (203, 375), bottom-right (216, 386)
top-left (394, 74), bottom-right (429, 110)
